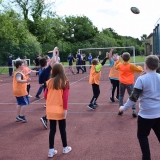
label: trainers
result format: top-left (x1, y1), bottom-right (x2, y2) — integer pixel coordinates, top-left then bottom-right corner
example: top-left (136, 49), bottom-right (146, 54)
top-left (35, 95), bottom-right (40, 99)
top-left (93, 102), bottom-right (98, 107)
top-left (115, 96), bottom-right (119, 101)
top-left (40, 117), bottom-right (47, 129)
top-left (132, 110), bottom-right (137, 118)
top-left (15, 116), bottom-right (22, 122)
top-left (118, 111), bottom-right (123, 115)
top-left (28, 95), bottom-right (32, 98)
top-left (110, 97), bottom-right (115, 102)
top-left (87, 104), bottom-right (96, 110)
top-left (18, 116), bottom-right (28, 122)
top-left (44, 104), bottom-right (46, 108)
top-left (63, 146), bottom-right (72, 154)
top-left (48, 150), bottom-right (58, 158)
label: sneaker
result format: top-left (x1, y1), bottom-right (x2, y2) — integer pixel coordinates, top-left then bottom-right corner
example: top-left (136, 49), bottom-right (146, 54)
top-left (132, 110), bottom-right (137, 118)
top-left (18, 116), bottom-right (28, 122)
top-left (15, 116), bottom-right (22, 122)
top-left (40, 117), bottom-right (47, 129)
top-left (118, 111), bottom-right (123, 115)
top-left (28, 95), bottom-right (32, 98)
top-left (109, 97), bottom-right (115, 102)
top-left (35, 95), bottom-right (40, 99)
top-left (44, 104), bottom-right (46, 108)
top-left (87, 104), bottom-right (96, 110)
top-left (63, 146), bottom-right (72, 154)
top-left (93, 102), bottom-right (98, 107)
top-left (115, 96), bottom-right (119, 101)
top-left (48, 150), bottom-right (58, 158)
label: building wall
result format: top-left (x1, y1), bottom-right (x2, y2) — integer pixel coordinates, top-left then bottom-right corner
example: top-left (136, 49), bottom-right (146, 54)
top-left (145, 35), bottom-right (153, 55)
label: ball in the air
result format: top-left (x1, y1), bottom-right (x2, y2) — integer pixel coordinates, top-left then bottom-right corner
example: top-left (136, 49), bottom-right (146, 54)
top-left (130, 7), bottom-right (140, 14)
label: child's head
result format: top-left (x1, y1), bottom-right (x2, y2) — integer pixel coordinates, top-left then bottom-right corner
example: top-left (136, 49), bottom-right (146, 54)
top-left (51, 63), bottom-right (68, 90)
top-left (122, 52), bottom-right (130, 62)
top-left (39, 58), bottom-right (47, 67)
top-left (15, 61), bottom-right (24, 69)
top-left (92, 59), bottom-right (99, 65)
top-left (145, 55), bottom-right (159, 71)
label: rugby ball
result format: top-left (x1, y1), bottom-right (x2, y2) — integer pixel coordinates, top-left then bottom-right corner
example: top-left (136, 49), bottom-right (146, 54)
top-left (130, 7), bottom-right (140, 14)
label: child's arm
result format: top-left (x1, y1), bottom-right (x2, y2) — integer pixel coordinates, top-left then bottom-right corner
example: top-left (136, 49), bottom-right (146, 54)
top-left (63, 82), bottom-right (69, 119)
top-left (108, 47), bottom-right (114, 61)
top-left (95, 53), bottom-right (109, 72)
top-left (119, 88), bottom-right (142, 112)
top-left (47, 47), bottom-right (58, 67)
top-left (16, 73), bottom-right (31, 83)
top-left (130, 63), bottom-right (143, 73)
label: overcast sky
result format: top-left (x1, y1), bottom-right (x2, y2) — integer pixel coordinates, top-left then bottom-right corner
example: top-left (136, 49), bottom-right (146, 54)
top-left (51, 0), bottom-right (160, 39)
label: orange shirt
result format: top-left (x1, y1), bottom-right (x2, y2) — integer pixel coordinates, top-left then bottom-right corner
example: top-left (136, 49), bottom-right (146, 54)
top-left (13, 71), bottom-right (28, 97)
top-left (115, 61), bottom-right (143, 84)
top-left (109, 60), bottom-right (119, 79)
top-left (46, 79), bottom-right (66, 120)
top-left (23, 66), bottom-right (30, 84)
top-left (89, 65), bottom-right (102, 85)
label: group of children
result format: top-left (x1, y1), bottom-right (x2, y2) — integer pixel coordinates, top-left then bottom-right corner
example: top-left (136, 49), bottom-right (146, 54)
top-left (12, 46), bottom-right (160, 159)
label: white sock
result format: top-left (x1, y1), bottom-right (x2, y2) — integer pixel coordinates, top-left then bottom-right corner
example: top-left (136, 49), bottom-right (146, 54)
top-left (49, 148), bottom-right (54, 152)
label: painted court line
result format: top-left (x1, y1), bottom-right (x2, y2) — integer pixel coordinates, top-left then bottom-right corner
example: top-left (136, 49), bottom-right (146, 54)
top-left (0, 102), bottom-right (118, 105)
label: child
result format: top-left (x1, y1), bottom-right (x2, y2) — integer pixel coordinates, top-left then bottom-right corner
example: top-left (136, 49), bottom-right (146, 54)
top-left (115, 52), bottom-right (143, 117)
top-left (108, 50), bottom-right (119, 102)
top-left (23, 60), bottom-right (38, 97)
top-left (40, 47), bottom-right (58, 129)
top-left (87, 49), bottom-right (111, 110)
top-left (119, 55), bottom-right (160, 160)
top-left (67, 53), bottom-right (75, 75)
top-left (88, 53), bottom-right (92, 66)
top-left (46, 63), bottom-right (72, 157)
top-left (13, 60), bottom-right (31, 122)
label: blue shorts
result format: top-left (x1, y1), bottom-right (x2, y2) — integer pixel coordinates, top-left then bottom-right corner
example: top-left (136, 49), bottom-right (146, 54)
top-left (16, 95), bottom-right (30, 106)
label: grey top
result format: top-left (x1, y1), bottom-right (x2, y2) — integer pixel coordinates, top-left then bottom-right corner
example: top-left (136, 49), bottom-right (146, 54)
top-left (122, 71), bottom-right (160, 119)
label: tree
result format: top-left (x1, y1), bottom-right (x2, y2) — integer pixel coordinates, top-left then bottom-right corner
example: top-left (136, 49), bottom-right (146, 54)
top-left (141, 34), bottom-right (147, 41)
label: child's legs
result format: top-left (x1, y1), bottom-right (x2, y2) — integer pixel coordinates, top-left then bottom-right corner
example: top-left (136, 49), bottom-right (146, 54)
top-left (27, 84), bottom-right (31, 94)
top-left (49, 120), bottom-right (57, 149)
top-left (90, 84), bottom-right (100, 104)
top-left (126, 84), bottom-right (136, 109)
top-left (36, 85), bottom-right (44, 96)
top-left (152, 117), bottom-right (160, 142)
top-left (110, 79), bottom-right (117, 99)
top-left (137, 116), bottom-right (153, 160)
top-left (58, 119), bottom-right (67, 147)
top-left (119, 83), bottom-right (126, 106)
top-left (115, 80), bottom-right (119, 98)
top-left (16, 105), bottom-right (21, 116)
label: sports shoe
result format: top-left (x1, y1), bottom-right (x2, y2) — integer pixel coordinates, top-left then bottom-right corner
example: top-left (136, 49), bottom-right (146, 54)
top-left (110, 97), bottom-right (115, 102)
top-left (18, 116), bottom-right (28, 122)
top-left (35, 95), bottom-right (40, 99)
top-left (93, 102), bottom-right (98, 107)
top-left (115, 96), bottom-right (119, 101)
top-left (15, 116), bottom-right (22, 122)
top-left (48, 150), bottom-right (58, 158)
top-left (87, 104), bottom-right (96, 110)
top-left (132, 110), bottom-right (137, 118)
top-left (63, 146), bottom-right (72, 154)
top-left (44, 104), bottom-right (46, 108)
top-left (40, 117), bottom-right (47, 129)
top-left (28, 95), bottom-right (32, 98)
top-left (118, 111), bottom-right (123, 115)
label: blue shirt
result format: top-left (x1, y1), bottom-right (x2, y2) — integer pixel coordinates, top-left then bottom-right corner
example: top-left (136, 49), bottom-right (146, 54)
top-left (67, 56), bottom-right (74, 65)
top-left (39, 65), bottom-right (52, 87)
top-left (88, 55), bottom-right (92, 62)
top-left (77, 54), bottom-right (81, 65)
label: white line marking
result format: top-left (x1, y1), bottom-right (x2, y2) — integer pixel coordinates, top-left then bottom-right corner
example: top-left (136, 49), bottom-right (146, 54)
top-left (0, 83), bottom-right (10, 86)
top-left (70, 75), bottom-right (89, 85)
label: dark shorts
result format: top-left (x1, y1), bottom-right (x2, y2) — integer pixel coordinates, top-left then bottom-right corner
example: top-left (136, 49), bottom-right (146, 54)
top-left (16, 95), bottom-right (30, 106)
top-left (69, 63), bottom-right (73, 66)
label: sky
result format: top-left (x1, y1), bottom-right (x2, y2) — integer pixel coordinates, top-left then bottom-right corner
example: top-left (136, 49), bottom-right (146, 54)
top-left (48, 0), bottom-right (160, 39)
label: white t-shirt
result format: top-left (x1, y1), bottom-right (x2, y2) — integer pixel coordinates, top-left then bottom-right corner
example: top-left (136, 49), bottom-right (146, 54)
top-left (56, 57), bottom-right (60, 63)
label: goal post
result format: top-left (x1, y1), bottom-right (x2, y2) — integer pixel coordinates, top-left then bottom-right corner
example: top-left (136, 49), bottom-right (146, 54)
top-left (12, 59), bottom-right (31, 71)
top-left (78, 46), bottom-right (136, 63)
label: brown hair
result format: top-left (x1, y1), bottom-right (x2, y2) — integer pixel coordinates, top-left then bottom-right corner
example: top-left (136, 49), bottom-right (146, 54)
top-left (50, 63), bottom-right (69, 90)
top-left (145, 55), bottom-right (159, 70)
top-left (122, 52), bottom-right (130, 62)
top-left (92, 59), bottom-right (99, 65)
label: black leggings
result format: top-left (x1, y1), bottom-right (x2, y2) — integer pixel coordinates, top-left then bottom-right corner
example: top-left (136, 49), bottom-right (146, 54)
top-left (49, 119), bottom-right (67, 149)
top-left (109, 79), bottom-right (119, 99)
top-left (27, 84), bottom-right (31, 94)
top-left (90, 84), bottom-right (100, 104)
